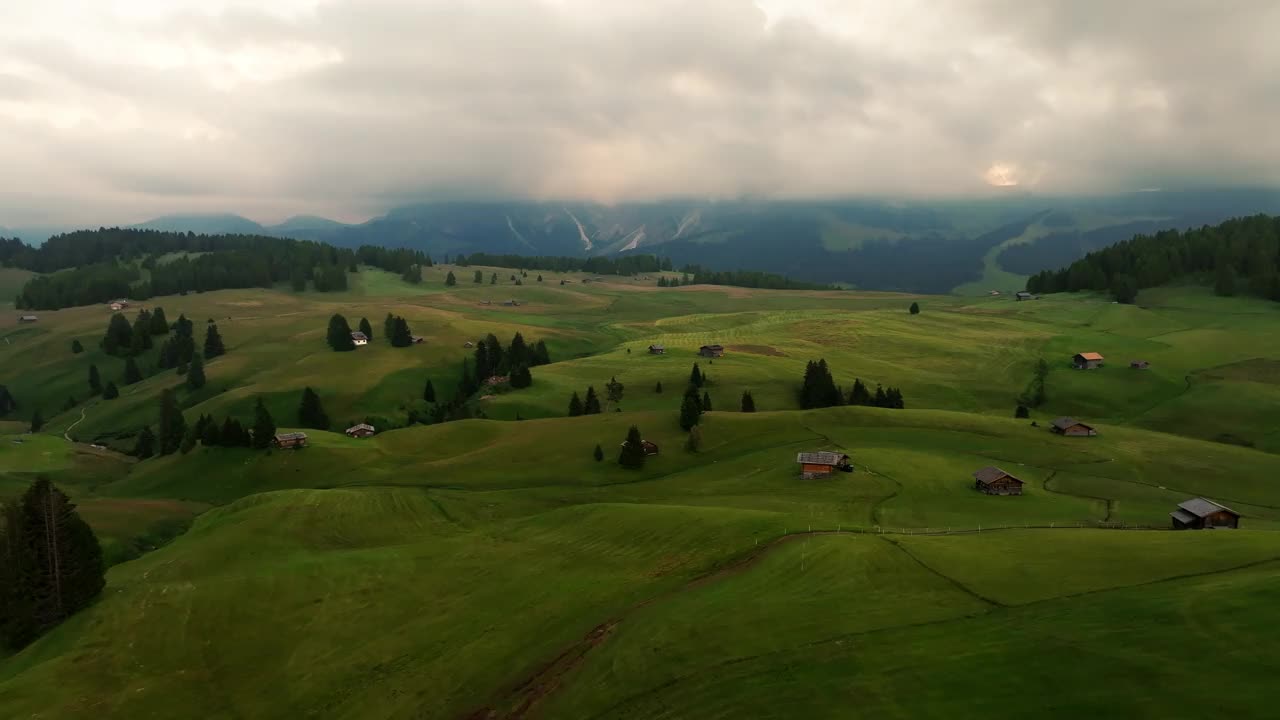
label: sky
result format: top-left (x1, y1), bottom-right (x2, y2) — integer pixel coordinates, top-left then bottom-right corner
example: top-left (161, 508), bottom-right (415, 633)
top-left (1, 0), bottom-right (1278, 226)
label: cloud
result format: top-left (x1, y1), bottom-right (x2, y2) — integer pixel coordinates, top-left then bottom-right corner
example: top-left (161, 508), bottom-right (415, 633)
top-left (0, 0), bottom-right (1278, 225)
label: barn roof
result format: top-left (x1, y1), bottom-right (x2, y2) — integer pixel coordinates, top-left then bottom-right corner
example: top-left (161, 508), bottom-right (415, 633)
top-left (701, 344), bottom-right (724, 350)
top-left (1170, 509), bottom-right (1198, 524)
top-left (346, 423), bottom-right (375, 433)
top-left (1051, 416), bottom-right (1091, 430)
top-left (649, 344), bottom-right (665, 350)
top-left (796, 451), bottom-right (849, 466)
top-left (274, 432), bottom-right (308, 441)
top-left (1075, 352), bottom-right (1105, 361)
top-left (972, 466), bottom-right (1022, 485)
top-left (350, 331), bottom-right (368, 341)
top-left (1178, 497), bottom-right (1238, 518)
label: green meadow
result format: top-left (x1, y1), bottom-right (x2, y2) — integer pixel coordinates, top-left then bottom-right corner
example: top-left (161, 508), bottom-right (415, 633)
top-left (3, 266), bottom-right (1280, 718)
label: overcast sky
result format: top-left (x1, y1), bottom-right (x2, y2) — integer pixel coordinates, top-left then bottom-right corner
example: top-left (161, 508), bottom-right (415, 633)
top-left (2, 0), bottom-right (1278, 226)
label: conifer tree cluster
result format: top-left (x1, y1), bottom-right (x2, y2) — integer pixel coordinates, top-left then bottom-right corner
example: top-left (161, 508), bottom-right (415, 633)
top-left (157, 314), bottom-right (197, 370)
top-left (388, 316), bottom-right (413, 347)
top-left (473, 332), bottom-right (550, 382)
top-left (188, 414), bottom-right (253, 448)
top-left (679, 384), bottom-right (703, 430)
top-left (800, 360), bottom-right (907, 410)
top-left (297, 387), bottom-right (330, 430)
top-left (203, 323), bottom-right (225, 359)
top-left (0, 479), bottom-right (105, 650)
top-left (846, 378), bottom-right (905, 409)
top-left (327, 314), bottom-right (356, 351)
top-left (618, 425), bottom-right (646, 469)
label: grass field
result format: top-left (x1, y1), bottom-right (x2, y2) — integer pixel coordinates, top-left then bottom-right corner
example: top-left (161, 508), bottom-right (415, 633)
top-left (2, 267), bottom-right (1280, 718)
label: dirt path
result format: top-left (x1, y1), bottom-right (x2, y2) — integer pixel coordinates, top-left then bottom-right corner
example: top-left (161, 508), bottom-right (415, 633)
top-left (64, 404), bottom-right (89, 441)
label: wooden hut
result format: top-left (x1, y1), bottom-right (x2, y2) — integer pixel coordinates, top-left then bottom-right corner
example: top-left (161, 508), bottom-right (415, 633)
top-left (699, 344), bottom-right (725, 358)
top-left (1171, 498), bottom-right (1240, 530)
top-left (648, 344), bottom-right (666, 355)
top-left (972, 466), bottom-right (1024, 495)
top-left (796, 451), bottom-right (852, 479)
top-left (1072, 352), bottom-right (1105, 369)
top-left (1050, 417), bottom-right (1098, 436)
top-left (1130, 360), bottom-right (1151, 369)
top-left (272, 432), bottom-right (308, 449)
top-left (350, 331), bottom-right (369, 346)
top-left (345, 423), bottom-right (376, 438)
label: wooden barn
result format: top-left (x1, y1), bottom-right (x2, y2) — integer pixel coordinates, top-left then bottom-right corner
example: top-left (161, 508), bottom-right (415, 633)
top-left (796, 451), bottom-right (852, 479)
top-left (972, 466), bottom-right (1024, 495)
top-left (699, 344), bottom-right (725, 358)
top-left (648, 344), bottom-right (666, 355)
top-left (1130, 360), bottom-right (1151, 369)
top-left (1171, 497), bottom-right (1240, 530)
top-left (345, 423), bottom-right (376, 438)
top-left (1050, 417), bottom-right (1098, 436)
top-left (1072, 352), bottom-right (1105, 369)
top-left (18, 314), bottom-right (38, 323)
top-left (618, 440), bottom-right (659, 456)
top-left (1015, 291), bottom-right (1035, 301)
top-left (350, 331), bottom-right (369, 346)
top-left (272, 432), bottom-right (308, 449)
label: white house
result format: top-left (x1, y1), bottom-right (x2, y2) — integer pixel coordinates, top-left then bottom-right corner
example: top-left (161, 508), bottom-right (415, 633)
top-left (351, 331), bottom-right (369, 346)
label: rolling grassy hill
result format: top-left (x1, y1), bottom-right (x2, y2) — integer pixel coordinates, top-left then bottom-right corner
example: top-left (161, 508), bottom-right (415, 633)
top-left (3, 267), bottom-right (1280, 718)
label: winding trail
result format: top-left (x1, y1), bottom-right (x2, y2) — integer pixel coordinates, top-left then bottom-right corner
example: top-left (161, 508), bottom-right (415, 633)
top-left (64, 404), bottom-right (89, 442)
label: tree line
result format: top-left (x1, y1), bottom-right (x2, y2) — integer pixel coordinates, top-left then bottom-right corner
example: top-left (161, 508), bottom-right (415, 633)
top-left (452, 252), bottom-right (670, 275)
top-left (800, 359), bottom-right (905, 410)
top-left (1025, 214), bottom-right (1280, 303)
top-left (657, 265), bottom-right (834, 291)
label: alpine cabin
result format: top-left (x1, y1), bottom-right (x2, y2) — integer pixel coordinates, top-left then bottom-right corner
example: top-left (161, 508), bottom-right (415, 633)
top-left (972, 466), bottom-right (1024, 495)
top-left (1051, 417), bottom-right (1098, 436)
top-left (620, 440), bottom-right (660, 456)
top-left (699, 344), bottom-right (725, 358)
top-left (1072, 352), bottom-right (1105, 369)
top-left (18, 314), bottom-right (38, 323)
top-left (1171, 497), bottom-right (1240, 530)
top-left (272, 432), bottom-right (308, 449)
top-left (345, 423), bottom-right (376, 438)
top-left (351, 331), bottom-right (369, 346)
top-left (1130, 360), bottom-right (1151, 369)
top-left (1015, 291), bottom-right (1034, 301)
top-left (648, 344), bottom-right (666, 355)
top-left (796, 451), bottom-right (852, 479)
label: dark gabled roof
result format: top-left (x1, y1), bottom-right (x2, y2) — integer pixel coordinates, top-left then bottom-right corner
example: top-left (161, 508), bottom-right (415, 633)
top-left (1051, 416), bottom-right (1092, 430)
top-left (796, 451), bottom-right (849, 466)
top-left (350, 331), bottom-right (368, 341)
top-left (972, 466), bottom-right (1023, 485)
top-left (701, 344), bottom-right (724, 350)
top-left (274, 432), bottom-right (308, 441)
top-left (1170, 509), bottom-right (1198, 524)
top-left (649, 344), bottom-right (665, 350)
top-left (1178, 497), bottom-right (1238, 518)
top-left (346, 423), bottom-right (375, 433)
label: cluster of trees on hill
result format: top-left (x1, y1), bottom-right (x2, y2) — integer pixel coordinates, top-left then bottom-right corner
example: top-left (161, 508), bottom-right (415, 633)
top-left (657, 266), bottom-right (833, 290)
top-left (800, 359), bottom-right (905, 410)
top-left (134, 396), bottom-right (277, 459)
top-left (419, 332), bottom-right (550, 424)
top-left (1, 479), bottom-right (105, 650)
top-left (452, 252), bottom-right (670, 275)
top-left (1025, 215), bottom-right (1280, 303)
top-left (5, 229), bottom-right (435, 309)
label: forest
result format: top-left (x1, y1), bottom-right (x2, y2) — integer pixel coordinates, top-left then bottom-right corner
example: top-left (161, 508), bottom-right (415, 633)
top-left (451, 252), bottom-right (670, 275)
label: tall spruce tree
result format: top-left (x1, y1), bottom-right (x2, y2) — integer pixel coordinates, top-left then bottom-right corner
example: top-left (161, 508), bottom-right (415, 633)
top-left (102, 381), bottom-right (119, 400)
top-left (568, 391), bottom-right (584, 417)
top-left (297, 387), bottom-right (330, 430)
top-left (605, 376), bottom-right (624, 408)
top-left (157, 389), bottom-right (186, 455)
top-left (384, 313), bottom-right (396, 342)
top-left (445, 270), bottom-right (456, 286)
top-left (88, 364), bottom-right (102, 396)
top-left (101, 313), bottom-right (133, 356)
top-left (358, 317), bottom-right (373, 342)
top-left (689, 363), bottom-right (703, 387)
top-left (618, 425), bottom-right (646, 469)
top-left (133, 426), bottom-right (155, 458)
top-left (327, 314), bottom-right (356, 351)
top-left (390, 317), bottom-right (413, 347)
top-left (510, 364), bottom-right (533, 389)
top-left (509, 333), bottom-right (529, 367)
top-left (679, 385), bottom-right (702, 431)
top-left (473, 270), bottom-right (483, 283)
top-left (423, 379), bottom-right (436, 403)
top-left (532, 340), bottom-right (550, 366)
top-left (741, 390), bottom-right (755, 412)
top-left (251, 398), bottom-right (276, 449)
top-left (702, 391), bottom-right (713, 412)
top-left (203, 324), bottom-right (226, 359)
top-left (655, 381), bottom-right (663, 394)
top-left (186, 354), bottom-right (206, 390)
top-left (583, 386), bottom-right (602, 414)
top-left (70, 339), bottom-right (84, 354)
top-left (123, 356), bottom-right (143, 385)
top-left (0, 385), bottom-right (16, 416)
top-left (909, 301), bottom-right (920, 315)
top-left (30, 409), bottom-right (44, 433)
top-left (130, 312), bottom-right (153, 353)
top-left (149, 307), bottom-right (169, 335)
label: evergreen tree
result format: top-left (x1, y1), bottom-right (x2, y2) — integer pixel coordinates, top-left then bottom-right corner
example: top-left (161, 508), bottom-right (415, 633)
top-left (445, 270), bottom-right (456, 286)
top-left (327, 314), bottom-right (356, 351)
top-left (848, 378), bottom-right (872, 406)
top-left (123, 356), bottom-right (143, 385)
top-left (685, 425), bottom-right (702, 453)
top-left (702, 391), bottom-right (713, 412)
top-left (800, 359), bottom-right (842, 409)
top-left (403, 264), bottom-right (423, 284)
top-left (0, 385), bottom-right (15, 416)
top-left (251, 398), bottom-right (276, 449)
top-left (157, 389), bottom-right (186, 455)
top-left (180, 428), bottom-right (198, 454)
top-left (1015, 405), bottom-right (1030, 419)
top-left (1111, 274), bottom-right (1138, 304)
top-left (509, 332), bottom-right (529, 367)
top-left (88, 364), bottom-right (102, 396)
top-left (490, 273), bottom-right (497, 284)
top-left (873, 385), bottom-right (889, 408)
top-left (291, 268), bottom-right (308, 291)
top-left (149, 307), bottom-right (169, 335)
top-left (297, 387), bottom-right (330, 430)
top-left (473, 342), bottom-right (492, 381)
top-left (474, 270), bottom-right (483, 283)
top-left (484, 334), bottom-right (504, 375)
top-left (655, 381), bottom-right (663, 394)
top-left (605, 376), bottom-right (624, 408)
top-left (71, 339), bottom-right (83, 354)
top-left (510, 364), bottom-right (533, 389)
top-left (130, 312), bottom-right (153, 353)
top-left (220, 417), bottom-right (244, 447)
top-left (568, 391), bottom-right (584, 417)
top-left (133, 426), bottom-right (156, 458)
top-left (532, 340), bottom-right (551, 366)
top-left (679, 385), bottom-right (702, 431)
top-left (390, 316), bottom-right (413, 347)
top-left (583, 386), bottom-right (602, 414)
top-left (689, 363), bottom-right (703, 388)
top-left (30, 409), bottom-right (44, 433)
top-left (186, 354), bottom-right (206, 390)
top-left (101, 313), bottom-right (133, 356)
top-left (102, 381), bottom-right (119, 400)
top-left (537, 274), bottom-right (543, 282)
top-left (358, 317), bottom-right (373, 342)
top-left (0, 478), bottom-right (104, 649)
top-left (384, 313), bottom-right (395, 342)
top-left (203, 323), bottom-right (225, 359)
top-left (424, 379), bottom-right (436, 403)
top-left (909, 301), bottom-right (920, 315)
top-left (593, 444), bottom-right (604, 462)
top-left (618, 425), bottom-right (646, 469)
top-left (201, 416), bottom-right (221, 446)
top-left (741, 390), bottom-right (755, 412)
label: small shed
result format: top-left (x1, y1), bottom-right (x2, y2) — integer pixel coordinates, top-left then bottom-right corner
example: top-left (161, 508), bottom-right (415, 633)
top-left (1072, 352), bottom-right (1105, 370)
top-left (272, 432), bottom-right (308, 449)
top-left (502, 299), bottom-right (520, 307)
top-left (351, 331), bottom-right (369, 346)
top-left (972, 466), bottom-right (1024, 496)
top-left (1050, 417), bottom-right (1098, 436)
top-left (345, 423), bottom-right (376, 438)
top-left (485, 375), bottom-right (509, 386)
top-left (410, 336), bottom-right (425, 344)
top-left (648, 344), bottom-right (666, 355)
top-left (1130, 360), bottom-right (1150, 369)
top-left (464, 341), bottom-right (474, 348)
top-left (699, 344), bottom-right (725, 358)
top-left (18, 314), bottom-right (38, 323)
top-left (796, 451), bottom-right (852, 479)
top-left (618, 440), bottom-right (659, 456)
top-left (1171, 497), bottom-right (1240, 530)
top-left (1015, 291), bottom-right (1035, 301)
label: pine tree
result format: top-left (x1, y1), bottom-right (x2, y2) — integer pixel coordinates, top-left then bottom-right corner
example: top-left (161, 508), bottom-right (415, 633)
top-left (101, 313), bottom-right (133, 356)
top-left (873, 385), bottom-right (889, 408)
top-left (685, 425), bottom-right (702, 452)
top-left (403, 265), bottom-right (423, 284)
top-left (424, 379), bottom-right (436, 403)
top-left (203, 324), bottom-right (225, 359)
top-left (358, 317), bottom-right (373, 342)
top-left (510, 364), bottom-right (533, 389)
top-left (123, 356), bottom-right (143, 385)
top-left (390, 316), bottom-right (413, 347)
top-left (848, 378), bottom-right (872, 406)
top-left (702, 391), bottom-right (713, 412)
top-left (130, 313), bottom-right (153, 353)
top-left (618, 425), bottom-right (646, 469)
top-left (71, 339), bottom-right (83, 354)
top-left (180, 428), bottom-right (198, 454)
top-left (297, 387), bottom-right (330, 430)
top-left (201, 416), bottom-right (221, 446)
top-left (149, 307), bottom-right (169, 335)
top-left (741, 390), bottom-right (755, 412)
top-left (568, 391), bottom-right (584, 417)
top-left (537, 275), bottom-right (543, 282)
top-left (473, 270), bottom-right (483, 283)
top-left (384, 313), bottom-right (395, 342)
top-left (509, 332), bottom-right (529, 367)
top-left (679, 386), bottom-right (702, 431)
top-left (445, 270), bottom-right (457, 286)
top-left (909, 301), bottom-right (920, 315)
top-left (186, 354), bottom-right (206, 390)
top-left (605, 376), bottom-right (624, 408)
top-left (251, 398), bottom-right (276, 449)
top-left (593, 444), bottom-right (604, 462)
top-left (133, 427), bottom-right (156, 458)
top-left (655, 381), bottom-right (663, 393)
top-left (490, 273), bottom-right (497, 285)
top-left (157, 389), bottom-right (186, 455)
top-left (532, 340), bottom-right (551, 366)
top-left (0, 385), bottom-right (16, 416)
top-left (1015, 405), bottom-right (1030, 419)
top-left (327, 314), bottom-right (356, 351)
top-left (583, 386), bottom-right (602, 415)
top-left (690, 363), bottom-right (703, 387)
top-left (30, 409), bottom-right (44, 433)
top-left (103, 381), bottom-right (119, 400)
top-left (88, 364), bottom-right (102, 396)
